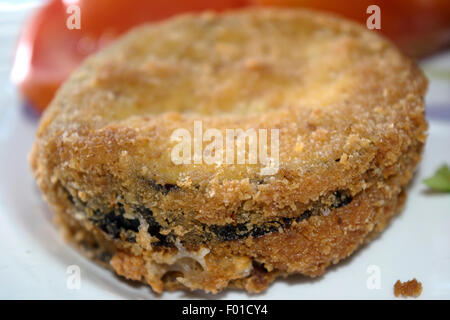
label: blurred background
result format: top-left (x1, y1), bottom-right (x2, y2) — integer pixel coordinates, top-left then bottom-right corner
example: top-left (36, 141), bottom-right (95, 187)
top-left (1, 0), bottom-right (449, 116)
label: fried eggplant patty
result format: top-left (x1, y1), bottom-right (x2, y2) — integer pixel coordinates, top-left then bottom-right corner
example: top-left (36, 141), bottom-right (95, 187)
top-left (30, 8), bottom-right (427, 293)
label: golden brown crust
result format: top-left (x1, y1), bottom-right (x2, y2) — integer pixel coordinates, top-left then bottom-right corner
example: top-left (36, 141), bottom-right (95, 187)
top-left (30, 8), bottom-right (427, 293)
top-left (54, 158), bottom-right (410, 293)
top-left (394, 279), bottom-right (423, 298)
top-left (30, 8), bottom-right (427, 225)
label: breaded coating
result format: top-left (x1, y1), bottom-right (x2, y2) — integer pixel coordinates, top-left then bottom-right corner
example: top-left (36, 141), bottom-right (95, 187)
top-left (30, 8), bottom-right (427, 293)
top-left (394, 279), bottom-right (423, 298)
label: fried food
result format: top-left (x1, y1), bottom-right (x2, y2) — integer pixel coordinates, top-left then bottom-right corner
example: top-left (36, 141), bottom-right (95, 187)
top-left (29, 8), bottom-right (427, 293)
top-left (394, 279), bottom-right (423, 298)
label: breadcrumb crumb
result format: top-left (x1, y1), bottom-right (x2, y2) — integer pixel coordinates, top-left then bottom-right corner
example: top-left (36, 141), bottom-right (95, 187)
top-left (394, 279), bottom-right (422, 298)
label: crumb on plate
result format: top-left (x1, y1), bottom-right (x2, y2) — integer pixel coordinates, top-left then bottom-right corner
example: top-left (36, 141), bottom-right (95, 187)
top-left (394, 279), bottom-right (422, 298)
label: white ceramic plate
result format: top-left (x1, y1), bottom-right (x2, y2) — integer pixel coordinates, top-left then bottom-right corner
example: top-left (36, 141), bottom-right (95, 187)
top-left (0, 1), bottom-right (449, 299)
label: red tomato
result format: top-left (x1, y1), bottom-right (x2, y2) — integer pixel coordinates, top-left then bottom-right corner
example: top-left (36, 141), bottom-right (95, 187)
top-left (12, 0), bottom-right (248, 112)
top-left (251, 0), bottom-right (450, 59)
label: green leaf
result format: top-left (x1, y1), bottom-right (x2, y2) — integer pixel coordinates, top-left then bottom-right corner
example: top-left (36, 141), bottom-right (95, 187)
top-left (423, 164), bottom-right (450, 192)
